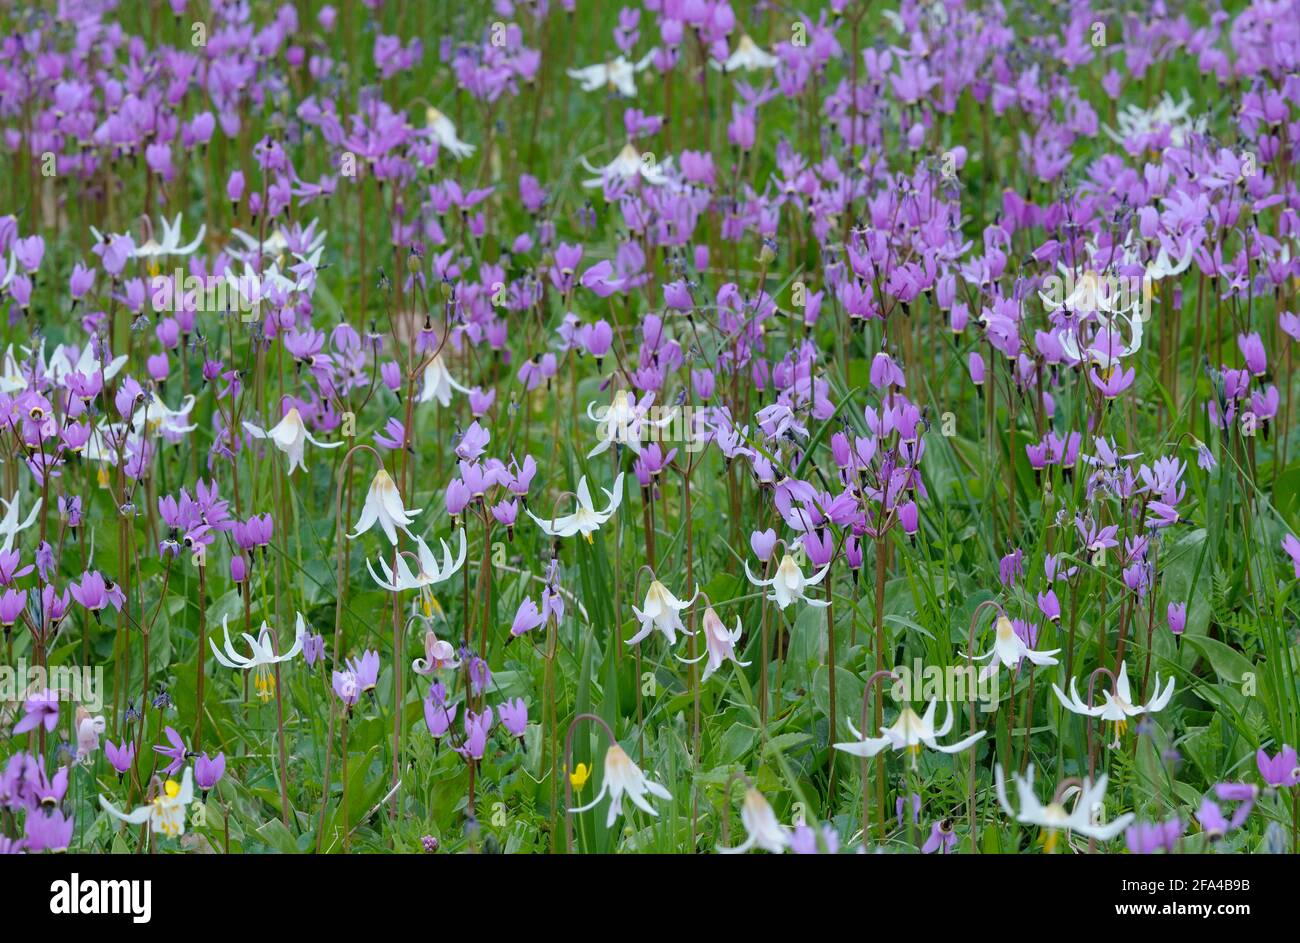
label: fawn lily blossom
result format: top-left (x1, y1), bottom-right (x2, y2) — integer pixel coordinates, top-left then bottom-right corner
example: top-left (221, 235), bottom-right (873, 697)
top-left (744, 553), bottom-right (830, 610)
top-left (834, 699), bottom-right (986, 767)
top-left (679, 607), bottom-right (749, 680)
top-left (210, 613), bottom-right (307, 702)
top-left (627, 580), bottom-right (697, 646)
top-left (527, 474), bottom-right (623, 542)
top-left (587, 389), bottom-right (673, 457)
top-left (581, 142), bottom-right (669, 188)
top-left (368, 530), bottom-right (467, 613)
top-left (970, 614), bottom-right (1061, 676)
top-left (100, 767), bottom-right (196, 838)
top-left (243, 407), bottom-right (342, 474)
top-left (425, 106), bottom-right (475, 159)
top-left (718, 788), bottom-right (790, 854)
top-left (995, 764), bottom-right (1134, 849)
top-left (1052, 662), bottom-right (1175, 747)
top-left (350, 469), bottom-right (423, 544)
top-left (0, 491), bottom-right (41, 552)
top-left (712, 35), bottom-right (779, 72)
top-left (570, 743), bottom-right (671, 827)
top-left (131, 393), bottom-right (197, 438)
top-left (132, 213), bottom-right (206, 259)
top-left (418, 354), bottom-right (472, 407)
top-left (567, 51), bottom-right (656, 98)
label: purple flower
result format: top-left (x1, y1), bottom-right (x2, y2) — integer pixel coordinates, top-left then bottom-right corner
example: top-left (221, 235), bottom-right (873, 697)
top-left (498, 698), bottom-right (528, 737)
top-left (1257, 746), bottom-right (1299, 788)
top-left (153, 726), bottom-right (188, 775)
top-left (510, 597), bottom-right (545, 637)
top-left (1167, 602), bottom-right (1187, 636)
top-left (749, 528), bottom-right (777, 562)
top-left (456, 708), bottom-right (493, 761)
top-left (13, 689), bottom-right (58, 735)
top-left (24, 809), bottom-right (74, 853)
top-left (105, 739), bottom-right (135, 775)
top-left (195, 752), bottom-right (226, 791)
top-left (921, 819), bottom-right (957, 854)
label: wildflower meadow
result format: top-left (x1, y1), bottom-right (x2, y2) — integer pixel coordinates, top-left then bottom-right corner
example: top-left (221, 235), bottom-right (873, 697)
top-left (1, 0), bottom-right (1299, 875)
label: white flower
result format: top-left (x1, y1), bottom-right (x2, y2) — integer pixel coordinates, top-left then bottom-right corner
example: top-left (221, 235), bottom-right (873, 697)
top-left (969, 615), bottom-right (1060, 678)
top-left (1052, 661), bottom-right (1175, 747)
top-left (133, 213), bottom-right (206, 259)
top-left (412, 629), bottom-right (460, 675)
top-left (418, 354), bottom-right (472, 407)
top-left (718, 788), bottom-right (790, 854)
top-left (367, 529), bottom-right (467, 593)
top-left (92, 213), bottom-right (205, 261)
top-left (210, 613), bottom-right (307, 702)
top-left (527, 473), bottom-right (623, 542)
top-left (587, 389), bottom-right (673, 457)
top-left (131, 392), bottom-right (197, 438)
top-left (567, 50), bottom-right (657, 98)
top-left (679, 606), bottom-right (749, 681)
top-left (75, 709), bottom-right (106, 764)
top-left (100, 767), bottom-right (196, 838)
top-left (243, 406), bottom-right (343, 474)
top-left (833, 699), bottom-right (986, 767)
top-left (711, 35), bottom-right (778, 72)
top-left (350, 469), bottom-right (423, 544)
top-left (425, 106), bottom-right (475, 159)
top-left (627, 580), bottom-right (697, 646)
top-left (744, 553), bottom-right (829, 610)
top-left (0, 490), bottom-right (41, 553)
top-left (0, 344), bottom-right (28, 394)
top-left (995, 763), bottom-right (1134, 848)
top-left (570, 743), bottom-right (671, 827)
top-left (48, 342), bottom-right (128, 387)
top-left (581, 142), bottom-right (669, 189)
top-left (1104, 93), bottom-right (1206, 149)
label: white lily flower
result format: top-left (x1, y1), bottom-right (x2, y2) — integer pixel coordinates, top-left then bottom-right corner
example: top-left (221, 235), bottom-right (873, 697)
top-left (228, 222), bottom-right (328, 262)
top-left (0, 344), bottom-right (31, 393)
top-left (350, 469), bottom-right (423, 544)
top-left (418, 354), bottom-right (472, 407)
top-left (48, 342), bottom-right (128, 387)
top-left (131, 392), bottom-right (197, 438)
top-left (1056, 312), bottom-right (1143, 369)
top-left (718, 788), bottom-right (790, 854)
top-left (995, 764), bottom-right (1134, 849)
top-left (587, 389), bottom-right (673, 457)
top-left (744, 553), bottom-right (830, 610)
top-left (679, 606), bottom-right (749, 680)
top-left (581, 142), bottom-right (669, 189)
top-left (627, 579), bottom-right (698, 646)
top-left (210, 613), bottom-right (307, 702)
top-left (0, 491), bottom-right (41, 552)
top-left (833, 699), bottom-right (986, 768)
top-left (527, 474), bottom-right (623, 542)
top-left (711, 35), bottom-right (779, 72)
top-left (412, 629), bottom-right (460, 675)
top-left (425, 106), bottom-right (475, 159)
top-left (1052, 662), bottom-right (1175, 747)
top-left (100, 767), bottom-right (196, 837)
top-left (134, 213), bottom-right (206, 259)
top-left (567, 50), bottom-right (657, 98)
top-left (243, 406), bottom-right (343, 474)
top-left (969, 615), bottom-right (1060, 678)
top-left (1103, 92), bottom-right (1206, 149)
top-left (570, 742), bottom-right (672, 828)
top-left (367, 529), bottom-right (467, 593)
